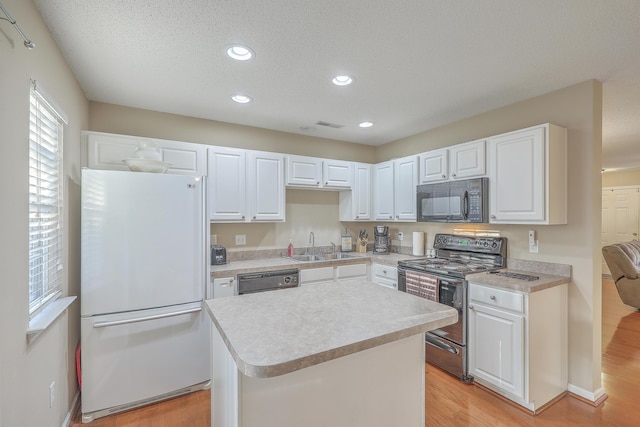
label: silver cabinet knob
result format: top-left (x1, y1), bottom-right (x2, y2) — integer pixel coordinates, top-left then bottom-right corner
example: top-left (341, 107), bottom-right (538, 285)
top-left (442, 174), bottom-right (446, 178)
top-left (317, 181), bottom-right (320, 184)
top-left (469, 305), bottom-right (474, 310)
top-left (389, 216), bottom-right (393, 219)
top-left (490, 215), bottom-right (496, 219)
top-left (490, 295), bottom-right (496, 300)
top-left (452, 173), bottom-right (456, 177)
top-left (325, 181), bottom-right (328, 185)
top-left (252, 216), bottom-right (256, 220)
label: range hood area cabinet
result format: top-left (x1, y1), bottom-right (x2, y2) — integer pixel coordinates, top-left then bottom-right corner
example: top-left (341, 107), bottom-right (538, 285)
top-left (83, 131), bottom-right (207, 176)
top-left (285, 155), bottom-right (353, 189)
top-left (372, 155), bottom-right (419, 222)
top-left (207, 147), bottom-right (285, 222)
top-left (487, 124), bottom-right (567, 225)
top-left (419, 139), bottom-right (486, 183)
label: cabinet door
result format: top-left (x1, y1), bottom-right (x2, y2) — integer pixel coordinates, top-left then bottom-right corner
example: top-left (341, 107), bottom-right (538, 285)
top-left (371, 264), bottom-right (398, 289)
top-left (323, 160), bottom-right (353, 188)
top-left (373, 161), bottom-right (395, 220)
top-left (209, 277), bottom-right (236, 299)
top-left (247, 151), bottom-right (285, 221)
top-left (339, 163), bottom-right (371, 221)
top-left (419, 148), bottom-right (448, 183)
top-left (468, 302), bottom-right (524, 399)
top-left (335, 263), bottom-right (367, 281)
top-left (85, 131), bottom-right (207, 176)
top-left (488, 127), bottom-right (545, 222)
top-left (286, 155), bottom-right (322, 187)
top-left (450, 139), bottom-right (485, 179)
top-left (299, 267), bottom-right (334, 286)
top-left (394, 156), bottom-right (418, 221)
top-left (207, 147), bottom-right (246, 222)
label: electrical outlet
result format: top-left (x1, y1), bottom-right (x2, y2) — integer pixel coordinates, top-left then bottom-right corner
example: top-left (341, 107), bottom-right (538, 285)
top-left (397, 232), bottom-right (403, 241)
top-left (528, 230), bottom-right (539, 253)
top-left (211, 234), bottom-right (217, 245)
top-left (49, 381), bottom-right (55, 408)
top-left (235, 234), bottom-right (246, 245)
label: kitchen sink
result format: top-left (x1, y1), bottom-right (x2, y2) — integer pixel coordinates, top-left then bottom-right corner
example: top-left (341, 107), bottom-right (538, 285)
top-left (288, 254), bottom-right (323, 262)
top-left (319, 253), bottom-right (359, 260)
top-left (288, 253), bottom-right (361, 262)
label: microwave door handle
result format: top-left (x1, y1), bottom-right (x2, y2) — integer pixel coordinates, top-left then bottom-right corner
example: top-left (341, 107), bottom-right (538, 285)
top-left (462, 190), bottom-right (469, 220)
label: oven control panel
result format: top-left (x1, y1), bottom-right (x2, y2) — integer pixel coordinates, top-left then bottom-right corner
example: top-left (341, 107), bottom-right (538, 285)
top-left (433, 234), bottom-right (506, 256)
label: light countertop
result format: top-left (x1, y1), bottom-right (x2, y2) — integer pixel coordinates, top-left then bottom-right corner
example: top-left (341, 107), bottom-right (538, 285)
top-left (204, 279), bottom-right (457, 378)
top-left (466, 269), bottom-right (570, 293)
top-left (210, 252), bottom-right (417, 278)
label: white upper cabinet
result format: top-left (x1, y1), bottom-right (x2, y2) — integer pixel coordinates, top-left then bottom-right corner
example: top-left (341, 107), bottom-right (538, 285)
top-left (339, 163), bottom-right (372, 221)
top-left (207, 147), bottom-right (246, 222)
top-left (419, 148), bottom-right (448, 183)
top-left (286, 155), bottom-right (352, 189)
top-left (419, 139), bottom-right (485, 183)
top-left (373, 161), bottom-right (395, 221)
top-left (373, 156), bottom-right (418, 222)
top-left (394, 155), bottom-right (419, 221)
top-left (487, 124), bottom-right (567, 224)
top-left (84, 131), bottom-right (207, 176)
top-left (247, 151), bottom-right (286, 222)
top-left (208, 148), bottom-right (285, 223)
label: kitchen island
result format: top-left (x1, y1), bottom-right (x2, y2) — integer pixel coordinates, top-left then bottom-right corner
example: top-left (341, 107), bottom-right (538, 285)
top-left (204, 279), bottom-right (457, 427)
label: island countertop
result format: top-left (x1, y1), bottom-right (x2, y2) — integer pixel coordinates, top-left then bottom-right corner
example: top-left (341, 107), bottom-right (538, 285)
top-left (204, 279), bottom-right (457, 379)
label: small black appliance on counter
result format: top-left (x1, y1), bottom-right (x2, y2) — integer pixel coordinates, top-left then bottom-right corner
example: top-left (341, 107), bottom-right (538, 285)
top-left (211, 245), bottom-right (227, 265)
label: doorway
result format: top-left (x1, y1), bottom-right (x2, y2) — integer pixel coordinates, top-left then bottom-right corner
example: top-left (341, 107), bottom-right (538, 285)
top-left (601, 187), bottom-right (639, 275)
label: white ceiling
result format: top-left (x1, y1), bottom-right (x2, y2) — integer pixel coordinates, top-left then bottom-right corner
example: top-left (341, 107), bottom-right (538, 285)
top-left (33, 0), bottom-right (640, 170)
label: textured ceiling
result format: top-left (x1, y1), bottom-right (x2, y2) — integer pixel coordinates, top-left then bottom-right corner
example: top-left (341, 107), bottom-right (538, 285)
top-left (33, 0), bottom-right (640, 170)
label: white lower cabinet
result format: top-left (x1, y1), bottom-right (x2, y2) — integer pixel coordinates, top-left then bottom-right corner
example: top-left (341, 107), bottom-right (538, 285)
top-left (299, 267), bottom-right (335, 286)
top-left (299, 263), bottom-right (368, 285)
top-left (468, 282), bottom-right (567, 413)
top-left (208, 277), bottom-right (236, 299)
top-left (371, 263), bottom-right (398, 290)
top-left (335, 263), bottom-right (367, 281)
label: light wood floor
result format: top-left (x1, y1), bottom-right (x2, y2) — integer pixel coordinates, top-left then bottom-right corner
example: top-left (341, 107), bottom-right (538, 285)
top-left (71, 279), bottom-right (639, 426)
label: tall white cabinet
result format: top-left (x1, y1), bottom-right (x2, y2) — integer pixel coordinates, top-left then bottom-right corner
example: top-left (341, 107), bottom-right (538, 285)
top-left (487, 124), bottom-right (567, 224)
top-left (468, 282), bottom-right (568, 413)
top-left (339, 163), bottom-right (372, 221)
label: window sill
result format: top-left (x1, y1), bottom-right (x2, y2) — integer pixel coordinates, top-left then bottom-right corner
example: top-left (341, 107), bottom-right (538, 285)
top-left (27, 296), bottom-right (77, 343)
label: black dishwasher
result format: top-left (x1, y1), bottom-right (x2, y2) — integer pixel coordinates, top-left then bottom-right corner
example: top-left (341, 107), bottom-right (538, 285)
top-left (237, 269), bottom-right (299, 294)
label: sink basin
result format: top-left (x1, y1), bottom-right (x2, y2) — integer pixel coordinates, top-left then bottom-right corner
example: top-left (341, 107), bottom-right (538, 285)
top-left (289, 254), bottom-right (323, 262)
top-left (319, 253), bottom-right (359, 260)
top-left (288, 253), bottom-right (360, 262)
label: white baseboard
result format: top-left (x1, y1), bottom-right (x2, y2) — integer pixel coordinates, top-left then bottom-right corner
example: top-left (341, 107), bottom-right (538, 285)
top-left (567, 383), bottom-right (606, 403)
top-left (62, 390), bottom-right (80, 427)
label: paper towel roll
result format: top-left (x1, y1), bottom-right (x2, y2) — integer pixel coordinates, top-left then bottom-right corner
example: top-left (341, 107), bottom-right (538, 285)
top-left (412, 232), bottom-right (425, 256)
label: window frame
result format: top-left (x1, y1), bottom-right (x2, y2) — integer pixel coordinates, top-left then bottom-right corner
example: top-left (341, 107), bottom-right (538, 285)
top-left (28, 82), bottom-right (67, 319)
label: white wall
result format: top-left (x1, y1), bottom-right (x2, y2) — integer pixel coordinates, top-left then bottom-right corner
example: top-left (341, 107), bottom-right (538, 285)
top-left (0, 1), bottom-right (88, 426)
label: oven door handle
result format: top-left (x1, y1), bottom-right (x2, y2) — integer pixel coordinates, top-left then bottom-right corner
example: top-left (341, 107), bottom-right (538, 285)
top-left (425, 334), bottom-right (460, 355)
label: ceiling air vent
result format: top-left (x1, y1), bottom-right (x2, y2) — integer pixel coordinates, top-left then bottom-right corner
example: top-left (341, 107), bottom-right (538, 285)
top-left (315, 121), bottom-right (344, 129)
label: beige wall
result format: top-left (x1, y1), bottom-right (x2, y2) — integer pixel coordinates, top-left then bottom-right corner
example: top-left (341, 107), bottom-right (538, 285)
top-left (0, 1), bottom-right (88, 426)
top-left (602, 168), bottom-right (640, 187)
top-left (90, 81), bottom-right (604, 397)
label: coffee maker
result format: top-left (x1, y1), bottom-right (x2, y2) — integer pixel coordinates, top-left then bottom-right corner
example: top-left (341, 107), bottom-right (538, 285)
top-left (373, 226), bottom-right (391, 254)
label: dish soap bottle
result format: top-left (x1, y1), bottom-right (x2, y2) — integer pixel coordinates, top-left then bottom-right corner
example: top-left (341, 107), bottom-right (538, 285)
top-left (287, 239), bottom-right (294, 257)
top-left (341, 228), bottom-right (352, 252)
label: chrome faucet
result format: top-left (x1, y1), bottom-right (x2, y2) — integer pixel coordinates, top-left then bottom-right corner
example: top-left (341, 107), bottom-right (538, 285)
top-left (309, 232), bottom-right (315, 254)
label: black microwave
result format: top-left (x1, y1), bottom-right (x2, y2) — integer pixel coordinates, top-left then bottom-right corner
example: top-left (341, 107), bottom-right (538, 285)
top-left (416, 177), bottom-right (488, 223)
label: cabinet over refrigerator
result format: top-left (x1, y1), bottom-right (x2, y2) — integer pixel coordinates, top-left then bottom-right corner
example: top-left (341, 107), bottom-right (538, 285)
top-left (80, 169), bottom-right (210, 422)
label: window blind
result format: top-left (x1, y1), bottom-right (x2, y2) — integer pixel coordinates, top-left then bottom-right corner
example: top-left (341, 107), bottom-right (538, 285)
top-left (28, 85), bottom-right (65, 317)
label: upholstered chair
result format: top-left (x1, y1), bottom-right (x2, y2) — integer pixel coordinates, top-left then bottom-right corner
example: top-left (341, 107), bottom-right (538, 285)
top-left (602, 240), bottom-right (640, 309)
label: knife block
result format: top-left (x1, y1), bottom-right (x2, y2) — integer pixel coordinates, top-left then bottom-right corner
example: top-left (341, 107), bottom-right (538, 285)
top-left (356, 238), bottom-right (368, 253)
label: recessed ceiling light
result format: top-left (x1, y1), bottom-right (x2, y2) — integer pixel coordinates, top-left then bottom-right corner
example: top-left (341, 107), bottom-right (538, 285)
top-left (332, 75), bottom-right (355, 86)
top-left (226, 45), bottom-right (254, 61)
top-left (359, 121), bottom-right (374, 128)
top-left (231, 94), bottom-right (252, 104)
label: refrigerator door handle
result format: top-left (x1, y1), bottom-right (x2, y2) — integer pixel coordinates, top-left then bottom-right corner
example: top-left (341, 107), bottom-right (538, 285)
top-left (93, 307), bottom-right (202, 328)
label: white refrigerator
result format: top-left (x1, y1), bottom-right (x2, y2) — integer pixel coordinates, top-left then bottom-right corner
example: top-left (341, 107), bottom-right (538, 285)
top-left (80, 169), bottom-right (210, 423)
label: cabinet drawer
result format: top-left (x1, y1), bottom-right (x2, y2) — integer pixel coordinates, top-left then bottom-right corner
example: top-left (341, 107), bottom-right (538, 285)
top-left (372, 264), bottom-right (398, 280)
top-left (300, 267), bottom-right (334, 284)
top-left (469, 284), bottom-right (524, 313)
